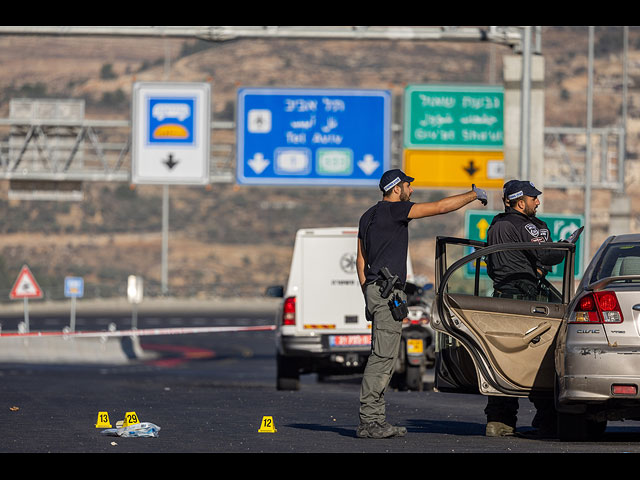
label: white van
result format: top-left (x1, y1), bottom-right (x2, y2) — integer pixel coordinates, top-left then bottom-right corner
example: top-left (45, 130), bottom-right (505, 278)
top-left (271, 227), bottom-right (413, 390)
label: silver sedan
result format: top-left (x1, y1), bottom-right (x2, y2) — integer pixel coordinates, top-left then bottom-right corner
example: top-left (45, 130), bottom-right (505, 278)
top-left (430, 232), bottom-right (640, 441)
top-left (556, 233), bottom-right (640, 440)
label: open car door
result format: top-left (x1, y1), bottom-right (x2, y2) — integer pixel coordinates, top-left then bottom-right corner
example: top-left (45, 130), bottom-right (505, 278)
top-left (433, 236), bottom-right (576, 398)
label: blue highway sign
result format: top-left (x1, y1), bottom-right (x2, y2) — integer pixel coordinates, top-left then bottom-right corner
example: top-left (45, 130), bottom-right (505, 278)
top-left (236, 87), bottom-right (391, 186)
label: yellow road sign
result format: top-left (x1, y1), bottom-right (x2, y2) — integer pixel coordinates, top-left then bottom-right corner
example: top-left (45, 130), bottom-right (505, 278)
top-left (403, 149), bottom-right (504, 189)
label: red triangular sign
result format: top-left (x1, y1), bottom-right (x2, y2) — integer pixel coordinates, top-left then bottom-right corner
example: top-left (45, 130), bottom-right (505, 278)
top-left (10, 265), bottom-right (43, 299)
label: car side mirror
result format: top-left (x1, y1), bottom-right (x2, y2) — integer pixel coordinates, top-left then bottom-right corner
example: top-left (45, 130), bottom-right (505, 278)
top-left (265, 285), bottom-right (284, 298)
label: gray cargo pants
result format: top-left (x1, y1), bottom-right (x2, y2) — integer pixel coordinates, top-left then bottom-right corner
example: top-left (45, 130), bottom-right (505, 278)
top-left (359, 282), bottom-right (405, 424)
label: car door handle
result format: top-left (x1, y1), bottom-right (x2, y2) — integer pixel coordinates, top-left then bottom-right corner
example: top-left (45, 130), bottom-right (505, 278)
top-left (531, 305), bottom-right (549, 315)
top-left (522, 322), bottom-right (551, 345)
top-left (633, 304), bottom-right (640, 311)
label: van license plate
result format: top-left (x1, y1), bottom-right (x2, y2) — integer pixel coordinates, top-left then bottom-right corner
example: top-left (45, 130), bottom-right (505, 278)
top-left (329, 335), bottom-right (371, 347)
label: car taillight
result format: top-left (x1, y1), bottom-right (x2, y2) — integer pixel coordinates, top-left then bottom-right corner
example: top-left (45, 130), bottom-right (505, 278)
top-left (574, 294), bottom-right (599, 323)
top-left (596, 291), bottom-right (624, 323)
top-left (572, 291), bottom-right (623, 324)
top-left (283, 297), bottom-right (296, 326)
top-left (612, 384), bottom-right (637, 396)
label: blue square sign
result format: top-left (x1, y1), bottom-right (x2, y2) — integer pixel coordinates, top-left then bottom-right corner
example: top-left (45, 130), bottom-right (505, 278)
top-left (64, 276), bottom-right (84, 298)
top-left (147, 97), bottom-right (196, 146)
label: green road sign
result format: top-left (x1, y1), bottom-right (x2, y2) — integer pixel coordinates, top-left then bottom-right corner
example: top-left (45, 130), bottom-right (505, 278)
top-left (465, 210), bottom-right (584, 280)
top-left (404, 84), bottom-right (504, 150)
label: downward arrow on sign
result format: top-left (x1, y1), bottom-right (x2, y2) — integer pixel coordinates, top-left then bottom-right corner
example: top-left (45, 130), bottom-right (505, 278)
top-left (164, 154), bottom-right (179, 170)
top-left (358, 154), bottom-right (379, 176)
top-left (248, 153), bottom-right (270, 174)
top-left (464, 159), bottom-right (478, 177)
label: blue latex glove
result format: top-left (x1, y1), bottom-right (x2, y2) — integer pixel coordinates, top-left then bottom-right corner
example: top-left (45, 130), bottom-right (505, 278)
top-left (472, 184), bottom-right (487, 206)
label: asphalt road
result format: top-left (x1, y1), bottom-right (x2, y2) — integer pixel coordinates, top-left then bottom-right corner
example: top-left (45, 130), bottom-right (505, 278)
top-left (3, 307), bottom-right (640, 454)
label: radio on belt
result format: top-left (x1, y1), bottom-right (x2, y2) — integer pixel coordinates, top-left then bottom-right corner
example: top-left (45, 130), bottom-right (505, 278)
top-left (379, 267), bottom-right (408, 321)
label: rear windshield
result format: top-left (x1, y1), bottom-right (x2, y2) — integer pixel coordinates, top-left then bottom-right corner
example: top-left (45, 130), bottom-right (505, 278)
top-left (591, 243), bottom-right (640, 282)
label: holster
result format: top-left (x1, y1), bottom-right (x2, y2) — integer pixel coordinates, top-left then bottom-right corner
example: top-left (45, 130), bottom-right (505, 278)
top-left (378, 266), bottom-right (401, 299)
top-left (388, 293), bottom-right (409, 321)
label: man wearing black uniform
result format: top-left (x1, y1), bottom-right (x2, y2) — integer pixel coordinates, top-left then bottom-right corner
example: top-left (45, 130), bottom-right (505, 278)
top-left (484, 180), bottom-right (565, 438)
top-left (355, 168), bottom-right (487, 439)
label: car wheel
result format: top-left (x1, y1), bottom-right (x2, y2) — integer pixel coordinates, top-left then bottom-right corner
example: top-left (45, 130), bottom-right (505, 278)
top-left (557, 412), bottom-right (589, 441)
top-left (276, 353), bottom-right (300, 391)
top-left (587, 418), bottom-right (607, 439)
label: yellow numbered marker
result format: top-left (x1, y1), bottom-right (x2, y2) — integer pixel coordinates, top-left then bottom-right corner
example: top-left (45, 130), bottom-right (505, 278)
top-left (123, 411), bottom-right (140, 427)
top-left (95, 411), bottom-right (112, 428)
top-left (258, 416), bottom-right (277, 433)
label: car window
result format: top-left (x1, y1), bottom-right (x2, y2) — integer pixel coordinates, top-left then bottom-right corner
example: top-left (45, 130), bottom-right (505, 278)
top-left (441, 242), bottom-right (565, 304)
top-left (591, 243), bottom-right (640, 282)
top-left (441, 243), bottom-right (493, 296)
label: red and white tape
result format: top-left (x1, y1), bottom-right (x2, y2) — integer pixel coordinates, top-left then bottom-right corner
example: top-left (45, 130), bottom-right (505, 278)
top-left (0, 325), bottom-right (276, 338)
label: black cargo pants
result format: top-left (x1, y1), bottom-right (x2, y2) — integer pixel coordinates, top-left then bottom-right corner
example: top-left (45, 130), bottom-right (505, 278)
top-left (359, 282), bottom-right (406, 424)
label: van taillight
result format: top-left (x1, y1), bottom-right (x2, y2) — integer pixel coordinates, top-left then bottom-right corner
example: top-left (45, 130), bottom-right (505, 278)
top-left (283, 297), bottom-right (296, 326)
top-left (572, 291), bottom-right (623, 324)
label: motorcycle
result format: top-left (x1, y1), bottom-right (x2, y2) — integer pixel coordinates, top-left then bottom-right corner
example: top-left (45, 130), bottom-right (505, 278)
top-left (391, 282), bottom-right (435, 391)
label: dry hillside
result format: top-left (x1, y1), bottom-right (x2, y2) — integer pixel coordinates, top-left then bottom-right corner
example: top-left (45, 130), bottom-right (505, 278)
top-left (0, 26), bottom-right (638, 300)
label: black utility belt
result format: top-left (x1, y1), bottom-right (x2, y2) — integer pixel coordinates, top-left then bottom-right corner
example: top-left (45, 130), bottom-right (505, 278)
top-left (367, 280), bottom-right (408, 321)
top-left (370, 280), bottom-right (406, 292)
top-left (372, 279), bottom-right (405, 291)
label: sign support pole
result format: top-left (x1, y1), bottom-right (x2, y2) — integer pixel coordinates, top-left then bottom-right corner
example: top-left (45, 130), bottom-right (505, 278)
top-left (162, 184), bottom-right (169, 296)
top-left (132, 303), bottom-right (138, 331)
top-left (23, 297), bottom-right (29, 333)
top-left (64, 276), bottom-right (84, 332)
top-left (127, 275), bottom-right (143, 330)
top-left (70, 296), bottom-right (76, 332)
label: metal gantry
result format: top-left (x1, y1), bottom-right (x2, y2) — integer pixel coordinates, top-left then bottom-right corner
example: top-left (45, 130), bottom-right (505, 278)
top-left (0, 117), bottom-right (235, 183)
top-left (544, 126), bottom-right (625, 192)
top-left (0, 25), bottom-right (525, 46)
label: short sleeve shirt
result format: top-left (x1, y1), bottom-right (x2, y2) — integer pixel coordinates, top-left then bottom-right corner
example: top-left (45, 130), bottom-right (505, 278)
top-left (358, 200), bottom-right (414, 284)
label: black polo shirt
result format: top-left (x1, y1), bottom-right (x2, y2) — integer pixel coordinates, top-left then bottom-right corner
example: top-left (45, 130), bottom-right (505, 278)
top-left (358, 200), bottom-right (414, 284)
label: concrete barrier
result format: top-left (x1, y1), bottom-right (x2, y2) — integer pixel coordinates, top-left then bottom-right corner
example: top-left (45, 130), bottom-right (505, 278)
top-left (0, 335), bottom-right (156, 364)
top-left (0, 296), bottom-right (280, 364)
top-left (0, 296), bottom-right (281, 318)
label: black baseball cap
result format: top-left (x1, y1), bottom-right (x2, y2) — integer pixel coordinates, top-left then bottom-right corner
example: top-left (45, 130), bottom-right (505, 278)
top-left (379, 169), bottom-right (414, 192)
top-left (502, 179), bottom-right (519, 199)
top-left (504, 180), bottom-right (542, 201)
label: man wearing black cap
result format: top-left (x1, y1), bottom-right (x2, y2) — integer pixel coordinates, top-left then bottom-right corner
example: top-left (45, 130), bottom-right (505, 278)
top-left (487, 180), bottom-right (564, 302)
top-left (355, 168), bottom-right (487, 439)
top-left (483, 179), bottom-right (565, 438)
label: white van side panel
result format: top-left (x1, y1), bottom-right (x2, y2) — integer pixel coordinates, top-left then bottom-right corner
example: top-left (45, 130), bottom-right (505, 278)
top-left (299, 232), bottom-right (366, 332)
top-left (283, 227), bottom-right (415, 338)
